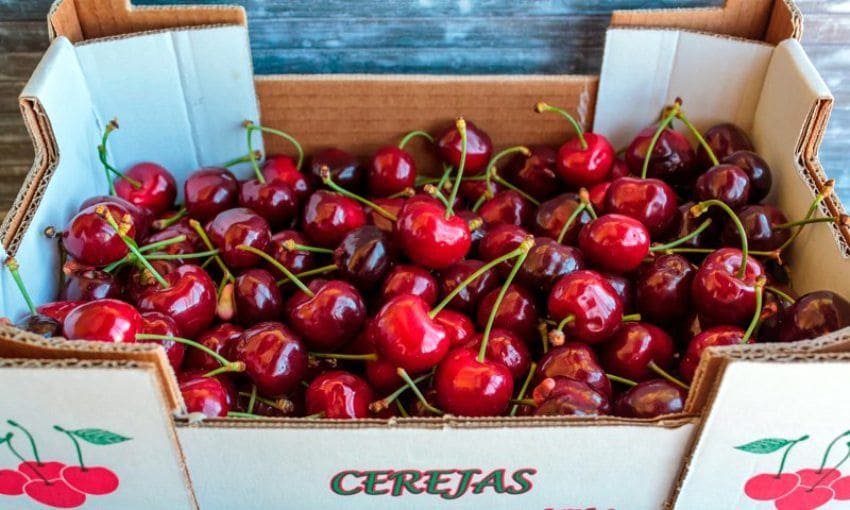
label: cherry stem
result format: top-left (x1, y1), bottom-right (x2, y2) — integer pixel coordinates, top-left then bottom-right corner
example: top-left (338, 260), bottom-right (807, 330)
top-left (818, 430), bottom-right (850, 472)
top-left (320, 167), bottom-right (398, 221)
top-left (662, 247), bottom-right (778, 258)
top-left (471, 192), bottom-right (490, 213)
top-left (578, 188), bottom-right (597, 220)
top-left (650, 219), bottom-right (713, 252)
top-left (136, 333), bottom-right (234, 367)
top-left (538, 322), bottom-right (550, 355)
top-left (741, 277), bottom-right (766, 344)
top-left (238, 391), bottom-right (295, 415)
top-left (509, 398), bottom-right (536, 407)
top-left (309, 352), bottom-right (378, 362)
top-left (369, 372), bottom-right (432, 413)
top-left (244, 124), bottom-right (266, 183)
top-left (423, 184), bottom-right (451, 208)
top-left (188, 219), bottom-right (235, 284)
top-left (396, 368), bottom-right (443, 415)
top-left (276, 264), bottom-right (337, 287)
top-left (139, 234), bottom-right (188, 253)
top-left (777, 435), bottom-right (809, 477)
top-left (4, 257), bottom-right (36, 315)
top-left (445, 118), bottom-right (468, 218)
top-left (221, 151), bottom-right (263, 169)
top-left (282, 239), bottom-right (334, 255)
top-left (607, 374), bottom-right (638, 387)
top-left (246, 385), bottom-right (258, 414)
top-left (99, 207), bottom-right (170, 288)
top-left (765, 286), bottom-right (796, 304)
top-left (648, 361), bottom-right (689, 390)
top-left (6, 420), bottom-right (40, 464)
top-left (556, 314), bottom-right (575, 332)
top-left (237, 244), bottom-right (315, 297)
top-left (228, 412), bottom-right (262, 420)
top-left (304, 412), bottom-right (325, 420)
top-left (641, 101), bottom-right (681, 179)
top-left (147, 250), bottom-right (219, 261)
top-left (676, 109), bottom-right (719, 167)
top-left (535, 102), bottom-right (587, 150)
top-left (396, 400), bottom-right (410, 417)
top-left (485, 146), bottom-right (538, 205)
top-left (2, 434), bottom-right (48, 483)
top-left (387, 187), bottom-right (416, 199)
top-left (509, 361), bottom-right (538, 416)
top-left (810, 442), bottom-right (850, 491)
top-left (97, 119), bottom-right (143, 192)
top-left (53, 426), bottom-right (86, 470)
top-left (556, 202), bottom-right (587, 244)
top-left (398, 130), bottom-right (434, 149)
top-left (151, 207), bottom-right (188, 230)
top-left (435, 164), bottom-right (454, 191)
top-left (691, 200), bottom-right (749, 279)
top-left (479, 238), bottom-right (533, 362)
top-left (203, 362), bottom-right (245, 378)
top-left (622, 313), bottom-right (641, 322)
top-left (245, 121), bottom-right (305, 171)
top-left (775, 216), bottom-right (839, 230)
top-left (779, 181), bottom-right (834, 252)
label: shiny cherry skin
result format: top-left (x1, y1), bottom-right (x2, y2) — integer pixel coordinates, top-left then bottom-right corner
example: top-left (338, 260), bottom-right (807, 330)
top-left (184, 167), bottom-right (239, 222)
top-left (680, 325), bottom-right (746, 382)
top-left (548, 270), bottom-right (623, 344)
top-left (536, 342), bottom-right (612, 398)
top-left (554, 133), bottom-right (615, 188)
top-left (477, 223), bottom-right (529, 275)
top-left (459, 179), bottom-right (501, 204)
top-left (779, 291), bottom-right (850, 343)
top-left (578, 214), bottom-right (650, 274)
top-left (79, 195), bottom-right (151, 238)
top-left (183, 323), bottom-right (244, 372)
top-left (136, 264), bottom-right (217, 337)
top-left (368, 146), bottom-right (416, 197)
top-left (366, 196), bottom-right (406, 236)
top-left (625, 123), bottom-right (696, 185)
top-left (380, 264), bottom-right (438, 306)
top-left (286, 279), bottom-right (366, 350)
top-left (691, 248), bottom-right (765, 326)
top-left (142, 220), bottom-right (203, 257)
top-left (232, 321), bottom-right (308, 396)
top-left (439, 259), bottom-right (499, 313)
top-left (614, 379), bottom-right (686, 418)
top-left (516, 237), bottom-right (585, 292)
top-left (757, 289), bottom-right (794, 342)
top-left (302, 190), bottom-right (367, 248)
top-left (534, 193), bottom-right (591, 244)
top-left (478, 190), bottom-right (533, 227)
top-left (723, 150), bottom-right (772, 203)
top-left (114, 162), bottom-right (177, 215)
top-left (371, 294), bottom-right (450, 373)
top-left (435, 348), bottom-right (513, 417)
top-left (462, 329), bottom-right (530, 380)
top-left (234, 268), bottom-right (283, 326)
top-left (333, 225), bottom-right (395, 289)
top-left (396, 200), bottom-right (471, 270)
top-left (265, 230), bottom-right (317, 276)
top-left (139, 311), bottom-right (185, 372)
top-left (125, 259), bottom-right (178, 303)
top-left (63, 299), bottom-right (142, 343)
top-left (61, 269), bottom-right (122, 301)
top-left (238, 178), bottom-right (298, 229)
top-left (36, 300), bottom-right (84, 324)
top-left (206, 207), bottom-right (271, 269)
top-left (434, 309), bottom-right (476, 348)
top-left (503, 145), bottom-right (559, 201)
top-left (310, 148), bottom-right (365, 192)
top-left (695, 164), bottom-right (751, 209)
top-left (532, 376), bottom-right (610, 416)
top-left (476, 284), bottom-right (539, 338)
top-left (721, 204), bottom-right (789, 252)
top-left (599, 322), bottom-right (675, 381)
top-left (436, 120), bottom-right (493, 174)
top-left (611, 157), bottom-right (631, 179)
top-left (602, 272), bottom-right (634, 313)
top-left (588, 182), bottom-right (610, 214)
top-left (306, 370), bottom-right (374, 419)
top-left (179, 375), bottom-right (230, 417)
top-left (636, 254), bottom-right (695, 324)
top-left (604, 176), bottom-right (678, 237)
top-left (697, 122), bottom-right (754, 170)
top-left (664, 201), bottom-right (719, 252)
top-left (62, 203), bottom-right (137, 267)
top-left (262, 154), bottom-right (312, 203)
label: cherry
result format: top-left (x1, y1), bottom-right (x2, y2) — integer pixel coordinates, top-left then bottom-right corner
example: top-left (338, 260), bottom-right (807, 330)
top-left (179, 374), bottom-right (231, 417)
top-left (476, 284), bottom-right (538, 338)
top-left (396, 200), bottom-right (471, 270)
top-left (798, 468), bottom-right (842, 489)
top-left (206, 208), bottom-right (271, 269)
top-left (758, 288), bottom-right (795, 342)
top-left (664, 201), bottom-right (718, 252)
top-left (503, 144), bottom-right (559, 201)
top-left (0, 468), bottom-right (25, 495)
top-left (534, 193), bottom-right (590, 244)
top-left (310, 147), bottom-right (365, 192)
top-left (516, 237), bottom-right (584, 292)
top-left (697, 122), bottom-right (753, 170)
top-left (600, 322), bottom-right (675, 381)
top-left (680, 325), bottom-right (746, 382)
top-left (114, 162), bottom-right (177, 215)
top-left (831, 476), bottom-right (850, 500)
top-left (578, 214), bottom-right (650, 274)
top-left (184, 167), bottom-right (239, 222)
top-left (779, 291), bottom-right (850, 342)
top-left (285, 278), bottom-right (366, 350)
top-left (380, 264), bottom-right (438, 306)
top-left (536, 343), bottom-right (612, 398)
top-left (724, 150), bottom-right (772, 203)
top-left (61, 268), bottom-right (122, 301)
top-left (614, 379), bottom-right (686, 418)
top-left (434, 309), bottom-right (476, 348)
top-left (459, 178), bottom-right (501, 204)
top-left (259, 155), bottom-right (311, 204)
top-left (744, 473), bottom-right (801, 501)
top-left (139, 311), bottom-right (185, 371)
top-left (636, 254), bottom-right (695, 324)
top-left (302, 190), bottom-right (367, 248)
top-left (23, 478), bottom-right (86, 508)
top-left (366, 196), bottom-right (406, 235)
top-left (365, 357), bottom-right (404, 394)
top-left (60, 466), bottom-right (119, 496)
top-left (232, 321), bottom-right (308, 396)
top-left (462, 329), bottom-right (530, 380)
top-left (478, 190), bottom-right (533, 227)
top-left (436, 119), bottom-right (492, 174)
top-left (602, 272), bottom-right (634, 313)
top-left (136, 264), bottom-right (217, 338)
top-left (18, 462), bottom-right (65, 481)
top-left (36, 301), bottom-right (83, 324)
top-left (588, 182), bottom-right (610, 214)
top-left (548, 270), bottom-right (623, 344)
top-left (234, 268), bottom-right (283, 325)
top-left (63, 299), bottom-right (142, 343)
top-left (62, 203), bottom-right (137, 267)
top-left (625, 121), bottom-right (695, 185)
top-left (371, 294), bottom-right (450, 373)
top-left (305, 370), bottom-right (374, 419)
top-left (439, 259), bottom-right (499, 313)
top-left (238, 178), bottom-right (298, 229)
top-left (434, 347), bottom-right (513, 416)
top-left (604, 176), bottom-right (678, 237)
top-left (532, 376), bottom-right (610, 416)
top-left (79, 195), bottom-right (151, 237)
top-left (692, 247), bottom-right (765, 326)
top-left (367, 130), bottom-right (430, 197)
top-left (183, 323), bottom-right (243, 372)
top-left (333, 225), bottom-right (395, 288)
top-left (695, 163), bottom-right (751, 209)
top-left (721, 204), bottom-right (789, 252)
top-left (536, 102), bottom-right (614, 188)
top-left (265, 230), bottom-right (317, 275)
top-left (774, 486), bottom-right (834, 510)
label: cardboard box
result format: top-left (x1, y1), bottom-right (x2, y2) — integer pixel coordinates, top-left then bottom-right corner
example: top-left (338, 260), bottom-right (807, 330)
top-left (1, 1), bottom-right (848, 508)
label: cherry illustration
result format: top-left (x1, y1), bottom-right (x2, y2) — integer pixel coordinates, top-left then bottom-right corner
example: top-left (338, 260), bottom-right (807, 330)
top-left (232, 321), bottom-right (308, 396)
top-left (744, 473), bottom-right (802, 501)
top-left (0, 468), bottom-right (25, 495)
top-left (184, 167), bottom-right (240, 222)
top-left (831, 476), bottom-right (850, 500)
top-left (53, 425), bottom-right (120, 496)
top-left (23, 478), bottom-right (86, 509)
top-left (305, 370), bottom-right (374, 419)
top-left (774, 486), bottom-right (834, 510)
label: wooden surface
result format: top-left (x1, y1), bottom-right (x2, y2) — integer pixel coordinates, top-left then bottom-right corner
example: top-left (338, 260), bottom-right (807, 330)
top-left (0, 0), bottom-right (848, 208)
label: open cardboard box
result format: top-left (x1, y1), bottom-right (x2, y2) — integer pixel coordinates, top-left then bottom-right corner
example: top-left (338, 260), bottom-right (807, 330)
top-left (0, 0), bottom-right (848, 508)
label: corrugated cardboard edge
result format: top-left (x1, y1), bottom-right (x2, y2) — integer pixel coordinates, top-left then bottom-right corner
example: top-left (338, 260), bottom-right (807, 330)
top-left (0, 357), bottom-right (199, 510)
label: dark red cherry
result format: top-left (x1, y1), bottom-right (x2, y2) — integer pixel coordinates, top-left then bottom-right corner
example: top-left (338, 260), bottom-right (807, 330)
top-left (364, 357), bottom-right (403, 394)
top-left (614, 379), bottom-right (686, 418)
top-left (680, 325), bottom-right (746, 382)
top-left (536, 343), bottom-right (612, 398)
top-left (757, 288), bottom-right (794, 342)
top-left (548, 270), bottom-right (623, 344)
top-left (139, 311), bottom-right (185, 372)
top-left (438, 259), bottom-right (499, 313)
top-left (264, 230), bottom-right (317, 276)
top-left (396, 200), bottom-right (471, 270)
top-left (238, 178), bottom-right (298, 229)
top-left (625, 123), bottom-right (695, 184)
top-left (477, 190), bottom-right (533, 227)
top-left (286, 279), bottom-right (366, 351)
top-left (380, 264), bottom-right (438, 306)
top-left (697, 123), bottom-right (754, 170)
top-left (476, 284), bottom-right (539, 339)
top-left (63, 203), bottom-right (137, 267)
top-left (516, 237), bottom-right (585, 292)
top-left (16, 313), bottom-right (60, 337)
top-left (459, 179), bottom-right (501, 203)
top-left (691, 248), bottom-right (765, 326)
top-left (723, 150), bottom-right (772, 203)
top-left (136, 264), bottom-right (217, 338)
top-left (554, 132), bottom-right (615, 188)
top-left (695, 164), bottom-right (751, 209)
top-left (532, 376), bottom-right (610, 416)
top-left (232, 321), bottom-right (308, 396)
top-left (456, 209), bottom-right (487, 255)
top-left (63, 299), bottom-right (142, 343)
top-left (604, 176), bottom-right (678, 237)
top-left (664, 201), bottom-right (719, 252)
top-left (534, 193), bottom-right (590, 244)
top-left (434, 348), bottom-right (513, 417)
top-left (302, 190), bottom-right (367, 248)
top-left (371, 294), bottom-right (450, 373)
top-left (179, 375), bottom-right (230, 417)
top-left (636, 254), bottom-right (695, 324)
top-left (602, 272), bottom-right (634, 313)
top-left (263, 154), bottom-right (312, 203)
top-left (310, 148), bottom-right (365, 192)
top-left (333, 225), bottom-right (395, 289)
top-left (436, 120), bottom-right (493, 174)
top-left (478, 224), bottom-right (529, 275)
top-left (184, 167), bottom-right (239, 222)
top-left (368, 146), bottom-right (416, 197)
top-left (61, 269), bottom-right (122, 301)
top-left (578, 214), bottom-right (650, 274)
top-left (234, 268), bottom-right (283, 326)
top-left (306, 370), bottom-right (374, 419)
top-left (366, 196), bottom-right (406, 236)
top-left (124, 259), bottom-right (178, 303)
top-left (588, 182), bottom-right (610, 214)
top-left (183, 323), bottom-right (243, 372)
top-left (206, 207), bottom-right (271, 269)
top-left (463, 329), bottom-right (530, 380)
top-left (434, 309), bottom-right (476, 348)
top-left (720, 204), bottom-right (790, 252)
top-left (79, 195), bottom-right (151, 238)
top-left (779, 291), bottom-right (850, 343)
top-left (503, 145), bottom-right (559, 201)
top-left (142, 220), bottom-right (203, 257)
top-left (114, 162), bottom-right (177, 215)
top-left (611, 157), bottom-right (630, 179)
top-left (599, 322), bottom-right (675, 381)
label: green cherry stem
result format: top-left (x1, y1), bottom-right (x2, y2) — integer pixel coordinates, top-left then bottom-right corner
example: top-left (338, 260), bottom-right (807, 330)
top-left (423, 184), bottom-right (451, 208)
top-left (396, 400), bottom-right (410, 417)
top-left (135, 333), bottom-right (239, 369)
top-left (445, 118), bottom-right (468, 219)
top-left (147, 250), bottom-right (219, 261)
top-left (810, 442), bottom-right (850, 491)
top-left (399, 130), bottom-right (434, 149)
top-left (237, 244), bottom-right (314, 297)
top-left (606, 374), bottom-right (638, 387)
top-left (99, 207), bottom-right (169, 288)
top-left (245, 121), bottom-right (305, 171)
top-left (276, 264), bottom-right (337, 287)
top-left (321, 167), bottom-right (398, 221)
top-left (4, 257), bottom-right (36, 315)
top-left (641, 100), bottom-right (681, 179)
top-left (203, 362), bottom-right (246, 378)
top-left (535, 102), bottom-right (587, 150)
top-left (741, 277), bottom-right (766, 344)
top-left (765, 286), bottom-right (796, 304)
top-left (676, 108), bottom-right (719, 167)
top-left (189, 219), bottom-right (235, 285)
top-left (471, 192), bottom-right (491, 213)
top-left (484, 145), bottom-right (537, 203)
top-left (650, 219), bottom-right (713, 252)
top-left (774, 216), bottom-right (843, 230)
top-left (243, 122), bottom-right (266, 183)
top-left (53, 426), bottom-right (86, 470)
top-left (309, 352), bottom-right (378, 362)
top-left (221, 150), bottom-right (263, 169)
top-left (661, 247), bottom-right (778, 258)
top-left (97, 119), bottom-right (142, 193)
top-left (2, 433), bottom-right (48, 483)
top-left (818, 430), bottom-right (850, 472)
top-left (6, 420), bottom-right (40, 464)
top-left (139, 234), bottom-right (188, 253)
top-left (691, 200), bottom-right (749, 278)
top-left (509, 398), bottom-right (537, 407)
top-left (648, 361), bottom-right (689, 390)
top-left (237, 391), bottom-right (295, 415)
top-left (579, 188), bottom-right (597, 220)
top-left (304, 412), bottom-right (325, 420)
top-left (538, 322), bottom-right (550, 355)
top-left (548, 315), bottom-right (576, 347)
top-left (282, 239), bottom-right (334, 255)
top-left (556, 202), bottom-right (587, 244)
top-left (151, 208), bottom-right (188, 230)
top-left (777, 180), bottom-right (834, 252)
top-left (368, 372), bottom-right (433, 413)
top-left (228, 412), bottom-right (262, 420)
top-left (247, 385), bottom-right (258, 414)
top-left (622, 313), bottom-right (641, 322)
top-left (777, 435), bottom-right (809, 477)
top-left (509, 361), bottom-right (538, 417)
top-left (396, 368), bottom-right (443, 415)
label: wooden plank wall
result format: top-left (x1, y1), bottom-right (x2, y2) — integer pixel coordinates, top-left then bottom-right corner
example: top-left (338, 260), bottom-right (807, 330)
top-left (0, 0), bottom-right (847, 209)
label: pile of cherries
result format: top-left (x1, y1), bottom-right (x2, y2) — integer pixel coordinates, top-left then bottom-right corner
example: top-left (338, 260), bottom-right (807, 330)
top-left (7, 99), bottom-right (850, 421)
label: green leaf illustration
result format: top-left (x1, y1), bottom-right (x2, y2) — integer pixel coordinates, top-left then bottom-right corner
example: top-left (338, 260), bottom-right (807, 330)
top-left (70, 428), bottom-right (132, 446)
top-left (735, 438), bottom-right (793, 454)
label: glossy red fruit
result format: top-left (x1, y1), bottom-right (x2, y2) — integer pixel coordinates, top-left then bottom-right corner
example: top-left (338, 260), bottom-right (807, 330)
top-left (61, 269), bottom-right (122, 301)
top-left (136, 264), bottom-right (217, 338)
top-left (380, 264), bottom-right (438, 306)
top-left (516, 237), bottom-right (585, 292)
top-left (680, 325), bottom-right (746, 382)
top-left (779, 291), bottom-right (850, 343)
top-left (139, 311), bottom-right (185, 371)
top-left (724, 150), bottom-right (772, 203)
top-left (588, 182), bottom-right (610, 214)
top-left (532, 376), bottom-right (610, 416)
top-left (774, 486), bottom-right (834, 510)
top-left (115, 162), bottom-right (177, 215)
top-left (302, 190), bottom-right (367, 248)
top-left (435, 348), bottom-right (513, 417)
top-left (536, 343), bottom-right (612, 398)
top-left (365, 357), bottom-right (403, 393)
top-left (548, 270), bottom-right (624, 344)
top-left (232, 322), bottom-right (308, 396)
top-left (697, 122), bottom-right (754, 170)
top-left (554, 133), bottom-right (615, 188)
top-left (478, 224), bottom-right (529, 275)
top-left (305, 370), bottom-right (374, 419)
top-left (692, 248), bottom-right (765, 326)
top-left (439, 259), bottom-right (499, 313)
top-left (23, 478), bottom-right (85, 509)
top-left (79, 195), bottom-right (152, 238)
top-left (263, 154), bottom-right (312, 203)
top-left (614, 379), bottom-right (686, 418)
top-left (206, 207), bottom-right (271, 269)
top-left (184, 167), bottom-right (239, 222)
top-left (61, 465), bottom-right (119, 495)
top-left (285, 279), bottom-right (366, 350)
top-left (434, 309), bottom-right (476, 348)
top-left (695, 164), bottom-right (751, 209)
top-left (463, 329), bottom-right (530, 380)
top-left (63, 299), bottom-right (142, 343)
top-left (265, 230), bottom-right (316, 276)
top-left (62, 204), bottom-right (136, 267)
top-left (476, 284), bottom-right (539, 339)
top-left (183, 323), bottom-right (243, 372)
top-left (238, 178), bottom-right (298, 229)
top-left (436, 120), bottom-right (493, 174)
top-left (0, 469), bottom-right (25, 495)
top-left (721, 204), bottom-right (789, 252)
top-left (310, 147), bottom-right (365, 192)
top-left (333, 225), bottom-right (395, 289)
top-left (234, 268), bottom-right (283, 326)
top-left (578, 214), bottom-right (650, 274)
top-left (534, 193), bottom-right (590, 244)
top-left (636, 254), bottom-right (695, 324)
top-left (503, 145), bottom-right (559, 201)
top-left (600, 322), bottom-right (675, 381)
top-left (604, 176), bottom-right (678, 237)
top-left (625, 123), bottom-right (696, 185)
top-left (179, 375), bottom-right (231, 417)
top-left (478, 190), bottom-right (533, 227)
top-left (371, 294), bottom-right (450, 373)
top-left (366, 196), bottom-right (406, 235)
top-left (396, 200), bottom-right (471, 270)
top-left (37, 301), bottom-right (84, 324)
top-left (744, 473), bottom-right (800, 501)
top-left (368, 146), bottom-right (416, 197)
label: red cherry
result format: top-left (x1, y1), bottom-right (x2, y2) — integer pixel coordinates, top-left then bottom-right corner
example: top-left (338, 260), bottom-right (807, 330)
top-left (503, 145), bottom-right (559, 201)
top-left (798, 468), bottom-right (842, 488)
top-left (206, 208), bottom-right (271, 269)
top-left (23, 478), bottom-right (85, 508)
top-left (774, 485), bottom-right (834, 510)
top-left (438, 259), bottom-right (499, 313)
top-left (62, 204), bottom-right (136, 267)
top-left (136, 264), bottom-right (217, 338)
top-left (724, 150), bottom-right (772, 203)
top-left (679, 325), bottom-right (746, 382)
top-left (578, 214), bottom-right (650, 274)
top-left (380, 264), bottom-right (438, 306)
top-left (478, 224), bottom-right (529, 275)
top-left (604, 176), bottom-right (678, 237)
top-left (436, 120), bottom-right (493, 174)
top-left (459, 179), bottom-right (501, 204)
top-left (624, 122), bottom-right (695, 185)
top-left (238, 178), bottom-right (298, 229)
top-left (306, 370), bottom-right (374, 419)
top-left (695, 164), bottom-right (751, 209)
top-left (536, 343), bottom-right (612, 398)
top-left (61, 465), bottom-right (119, 495)
top-left (265, 230), bottom-right (317, 276)
top-left (636, 254), bottom-right (696, 325)
top-left (532, 376), bottom-right (610, 416)
top-left (285, 279), bottom-right (366, 350)
top-left (477, 190), bottom-right (533, 227)
top-left (61, 269), bottom-right (122, 301)
top-left (178, 374), bottom-right (231, 417)
top-left (548, 270), bottom-right (623, 344)
top-left (184, 167), bottom-right (239, 222)
top-left (516, 237), bottom-right (585, 292)
top-left (0, 468), bottom-right (25, 495)
top-left (780, 291), bottom-right (850, 343)
top-left (692, 247), bottom-right (765, 326)
top-left (602, 272), bottom-right (634, 313)
top-left (183, 323), bottom-right (243, 372)
top-left (831, 475), bottom-right (850, 500)
top-left (234, 268), bottom-right (283, 326)
top-left (434, 348), bottom-right (513, 417)
top-left (232, 321), bottom-right (308, 395)
top-left (599, 322), bottom-right (675, 381)
top-left (63, 299), bottom-right (142, 343)
top-left (371, 294), bottom-right (450, 373)
top-left (697, 122), bottom-right (754, 170)
top-left (366, 196), bottom-right (406, 235)
top-left (263, 154), bottom-right (312, 203)
top-left (534, 193), bottom-right (590, 243)
top-left (19, 461), bottom-right (65, 480)
top-left (476, 284), bottom-right (538, 338)
top-left (744, 473), bottom-right (801, 501)
top-left (333, 225), bottom-right (395, 289)
top-left (310, 148), bottom-right (365, 192)
top-left (614, 379), bottom-right (686, 418)
top-left (434, 309), bottom-right (476, 348)
top-left (79, 195), bottom-right (152, 238)
top-left (302, 190), bottom-right (367, 247)
top-left (36, 301), bottom-right (84, 324)
top-left (368, 146), bottom-right (416, 197)
top-left (463, 329), bottom-right (530, 380)
top-left (139, 311), bottom-right (185, 371)
top-left (365, 357), bottom-right (403, 393)
top-left (721, 204), bottom-right (790, 252)
top-left (537, 103), bottom-right (614, 187)
top-left (587, 182), bottom-right (610, 214)
top-left (114, 162), bottom-right (177, 215)
top-left (396, 200), bottom-right (471, 270)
